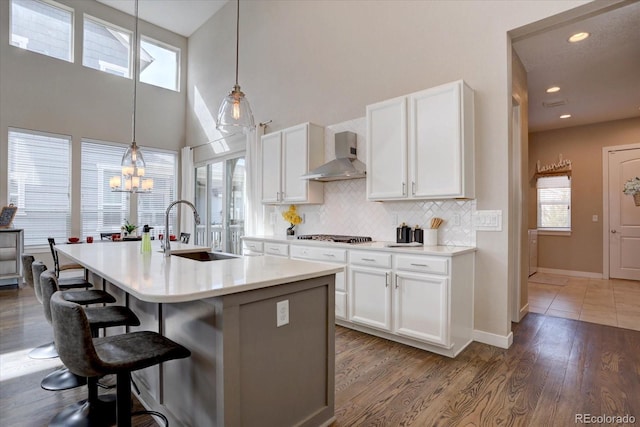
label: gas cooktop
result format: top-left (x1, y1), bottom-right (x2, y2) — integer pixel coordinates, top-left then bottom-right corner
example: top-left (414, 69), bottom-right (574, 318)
top-left (297, 234), bottom-right (373, 244)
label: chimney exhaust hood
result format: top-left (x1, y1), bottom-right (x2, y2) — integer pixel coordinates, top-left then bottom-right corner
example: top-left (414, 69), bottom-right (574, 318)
top-left (301, 131), bottom-right (366, 181)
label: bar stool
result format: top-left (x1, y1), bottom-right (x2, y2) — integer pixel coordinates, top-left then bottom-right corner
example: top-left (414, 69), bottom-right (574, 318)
top-left (47, 237), bottom-right (93, 289)
top-left (41, 271), bottom-right (142, 426)
top-left (28, 261), bottom-right (116, 360)
top-left (50, 291), bottom-right (190, 427)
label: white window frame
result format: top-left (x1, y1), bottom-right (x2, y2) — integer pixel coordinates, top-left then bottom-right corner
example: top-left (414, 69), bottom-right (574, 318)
top-left (82, 14), bottom-right (133, 78)
top-left (537, 175), bottom-right (572, 235)
top-left (140, 35), bottom-right (181, 92)
top-left (10, 0), bottom-right (74, 62)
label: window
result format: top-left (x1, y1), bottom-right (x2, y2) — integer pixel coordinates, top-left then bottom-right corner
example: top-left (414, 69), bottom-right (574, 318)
top-left (81, 140), bottom-right (177, 238)
top-left (10, 0), bottom-right (73, 62)
top-left (83, 15), bottom-right (131, 77)
top-left (8, 128), bottom-right (71, 246)
top-left (537, 175), bottom-right (571, 230)
top-left (137, 149), bottom-right (179, 234)
top-left (140, 36), bottom-right (180, 91)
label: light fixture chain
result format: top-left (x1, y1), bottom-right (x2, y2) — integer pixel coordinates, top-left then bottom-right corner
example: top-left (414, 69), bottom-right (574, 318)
top-left (235, 0), bottom-right (240, 86)
top-left (132, 0), bottom-right (139, 145)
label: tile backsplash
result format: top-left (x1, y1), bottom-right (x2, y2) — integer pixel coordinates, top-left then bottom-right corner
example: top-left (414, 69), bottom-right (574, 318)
top-left (264, 118), bottom-right (476, 246)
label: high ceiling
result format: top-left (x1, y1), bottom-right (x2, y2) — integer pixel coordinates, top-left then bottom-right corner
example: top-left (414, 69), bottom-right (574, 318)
top-left (96, 0), bottom-right (640, 133)
top-left (95, 0), bottom-right (227, 37)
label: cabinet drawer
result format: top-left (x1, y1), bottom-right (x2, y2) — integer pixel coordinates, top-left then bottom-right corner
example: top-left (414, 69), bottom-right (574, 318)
top-left (290, 245), bottom-right (346, 263)
top-left (350, 251), bottom-right (392, 268)
top-left (243, 240), bottom-right (264, 252)
top-left (264, 242), bottom-right (289, 257)
top-left (396, 255), bottom-right (449, 275)
top-left (0, 247), bottom-right (17, 262)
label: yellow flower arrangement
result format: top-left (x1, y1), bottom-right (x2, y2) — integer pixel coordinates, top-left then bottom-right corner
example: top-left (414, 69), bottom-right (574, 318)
top-left (282, 205), bottom-right (302, 232)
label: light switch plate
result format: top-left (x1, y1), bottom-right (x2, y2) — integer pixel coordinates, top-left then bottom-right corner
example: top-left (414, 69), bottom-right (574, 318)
top-left (473, 210), bottom-right (503, 231)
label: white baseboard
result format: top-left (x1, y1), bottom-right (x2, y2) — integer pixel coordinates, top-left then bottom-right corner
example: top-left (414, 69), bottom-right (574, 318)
top-left (518, 303), bottom-right (529, 322)
top-left (536, 267), bottom-right (602, 279)
top-left (473, 329), bottom-right (513, 349)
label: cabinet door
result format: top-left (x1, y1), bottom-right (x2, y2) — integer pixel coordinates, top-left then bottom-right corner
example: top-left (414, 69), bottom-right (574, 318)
top-left (281, 124), bottom-right (309, 202)
top-left (261, 132), bottom-right (282, 203)
top-left (366, 96), bottom-right (408, 200)
top-left (394, 272), bottom-right (449, 347)
top-left (409, 82), bottom-right (463, 198)
top-left (349, 266), bottom-right (392, 331)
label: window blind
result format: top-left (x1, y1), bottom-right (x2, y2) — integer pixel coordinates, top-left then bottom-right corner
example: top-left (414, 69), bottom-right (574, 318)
top-left (137, 149), bottom-right (178, 236)
top-left (8, 128), bottom-right (71, 246)
top-left (537, 176), bottom-right (571, 229)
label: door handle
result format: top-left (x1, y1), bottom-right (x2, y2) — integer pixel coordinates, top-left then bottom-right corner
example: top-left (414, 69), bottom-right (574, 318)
top-left (611, 230), bottom-right (617, 234)
top-left (402, 182), bottom-right (406, 195)
top-left (412, 181), bottom-right (416, 195)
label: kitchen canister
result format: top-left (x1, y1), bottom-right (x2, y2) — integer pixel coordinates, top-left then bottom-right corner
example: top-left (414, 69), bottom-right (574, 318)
top-left (424, 229), bottom-right (438, 246)
top-left (396, 223), bottom-right (411, 243)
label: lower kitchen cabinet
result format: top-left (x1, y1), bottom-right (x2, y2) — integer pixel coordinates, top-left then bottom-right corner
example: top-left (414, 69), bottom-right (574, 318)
top-left (290, 245), bottom-right (347, 320)
top-left (241, 236), bottom-right (475, 357)
top-left (349, 265), bottom-right (392, 331)
top-left (394, 272), bottom-right (448, 346)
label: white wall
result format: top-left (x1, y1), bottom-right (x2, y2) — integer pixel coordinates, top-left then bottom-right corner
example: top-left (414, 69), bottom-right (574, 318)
top-left (185, 0), bottom-right (592, 341)
top-left (0, 0), bottom-right (188, 229)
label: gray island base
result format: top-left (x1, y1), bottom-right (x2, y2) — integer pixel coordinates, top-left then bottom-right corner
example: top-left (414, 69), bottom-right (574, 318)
top-left (55, 242), bottom-right (339, 427)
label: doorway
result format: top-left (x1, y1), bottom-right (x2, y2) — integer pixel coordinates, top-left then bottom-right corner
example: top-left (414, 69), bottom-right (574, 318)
top-left (195, 155), bottom-right (246, 254)
top-left (603, 145), bottom-right (640, 280)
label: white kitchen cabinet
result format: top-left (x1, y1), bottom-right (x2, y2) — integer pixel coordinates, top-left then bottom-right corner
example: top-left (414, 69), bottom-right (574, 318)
top-left (349, 250), bottom-right (392, 331)
top-left (394, 272), bottom-right (449, 346)
top-left (349, 265), bottom-right (392, 331)
top-left (242, 239), bottom-right (264, 256)
top-left (366, 96), bottom-right (407, 199)
top-left (290, 245), bottom-right (347, 319)
top-left (263, 242), bottom-right (289, 257)
top-left (261, 123), bottom-right (325, 204)
top-left (366, 80), bottom-right (474, 201)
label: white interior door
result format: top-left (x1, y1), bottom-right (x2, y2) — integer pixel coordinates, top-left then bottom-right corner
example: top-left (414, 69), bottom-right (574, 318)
top-left (608, 147), bottom-right (640, 280)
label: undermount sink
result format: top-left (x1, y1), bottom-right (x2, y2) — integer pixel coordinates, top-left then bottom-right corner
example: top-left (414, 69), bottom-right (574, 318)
top-left (172, 251), bottom-right (238, 262)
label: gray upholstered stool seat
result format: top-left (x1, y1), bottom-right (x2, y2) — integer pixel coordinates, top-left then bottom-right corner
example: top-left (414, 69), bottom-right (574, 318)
top-left (50, 291), bottom-right (190, 427)
top-left (62, 289), bottom-right (117, 305)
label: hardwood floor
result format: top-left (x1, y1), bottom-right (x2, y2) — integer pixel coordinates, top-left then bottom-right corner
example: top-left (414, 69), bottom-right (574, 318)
top-left (2, 284), bottom-right (639, 426)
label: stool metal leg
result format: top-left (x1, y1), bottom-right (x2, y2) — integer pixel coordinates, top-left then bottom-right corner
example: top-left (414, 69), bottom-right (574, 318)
top-left (41, 367), bottom-right (87, 391)
top-left (116, 372), bottom-right (132, 427)
top-left (28, 341), bottom-right (58, 359)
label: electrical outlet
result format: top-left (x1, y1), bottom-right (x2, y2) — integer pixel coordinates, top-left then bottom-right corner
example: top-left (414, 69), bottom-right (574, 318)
top-left (452, 214), bottom-right (461, 226)
top-left (276, 300), bottom-right (289, 327)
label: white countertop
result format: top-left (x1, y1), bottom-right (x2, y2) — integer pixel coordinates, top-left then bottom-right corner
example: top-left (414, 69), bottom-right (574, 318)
top-left (243, 235), bottom-right (476, 256)
top-left (55, 241), bottom-right (343, 303)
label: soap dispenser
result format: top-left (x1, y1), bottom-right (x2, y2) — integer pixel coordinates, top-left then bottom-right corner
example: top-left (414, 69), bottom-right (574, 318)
top-left (141, 224), bottom-right (153, 253)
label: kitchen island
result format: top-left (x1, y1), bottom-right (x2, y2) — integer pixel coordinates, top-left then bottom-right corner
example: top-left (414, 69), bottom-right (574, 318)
top-left (56, 241), bottom-right (342, 427)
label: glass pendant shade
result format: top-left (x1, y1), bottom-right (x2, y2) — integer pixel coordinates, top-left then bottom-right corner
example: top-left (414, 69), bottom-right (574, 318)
top-left (217, 84), bottom-right (255, 134)
top-left (121, 142), bottom-right (146, 178)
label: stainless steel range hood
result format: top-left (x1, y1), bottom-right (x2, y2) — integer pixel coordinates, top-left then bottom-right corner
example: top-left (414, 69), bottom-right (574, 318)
top-left (301, 131), bottom-right (366, 181)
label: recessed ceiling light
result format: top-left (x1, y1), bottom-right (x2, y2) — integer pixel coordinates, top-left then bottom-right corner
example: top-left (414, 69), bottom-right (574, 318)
top-left (560, 114), bottom-right (572, 119)
top-left (568, 32), bottom-right (589, 43)
top-left (546, 86), bottom-right (561, 93)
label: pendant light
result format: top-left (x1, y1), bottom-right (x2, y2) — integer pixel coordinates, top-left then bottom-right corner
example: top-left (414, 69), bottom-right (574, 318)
top-left (216, 0), bottom-right (255, 135)
top-left (111, 0), bottom-right (153, 193)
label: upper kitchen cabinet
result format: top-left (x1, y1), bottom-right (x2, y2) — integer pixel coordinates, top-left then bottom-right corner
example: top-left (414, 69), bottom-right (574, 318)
top-left (261, 123), bottom-right (325, 204)
top-left (366, 80), bottom-right (475, 201)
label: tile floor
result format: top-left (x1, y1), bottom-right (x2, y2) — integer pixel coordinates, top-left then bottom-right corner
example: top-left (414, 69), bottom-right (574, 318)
top-left (528, 274), bottom-right (640, 332)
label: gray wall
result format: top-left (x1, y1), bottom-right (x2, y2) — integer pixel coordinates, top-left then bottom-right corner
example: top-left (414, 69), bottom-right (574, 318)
top-left (185, 0), bottom-right (590, 341)
top-left (0, 0), bottom-right (188, 236)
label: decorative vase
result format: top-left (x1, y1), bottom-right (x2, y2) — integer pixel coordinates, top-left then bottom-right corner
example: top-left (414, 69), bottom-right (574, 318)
top-left (634, 192), bottom-right (640, 207)
top-left (286, 226), bottom-right (296, 236)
